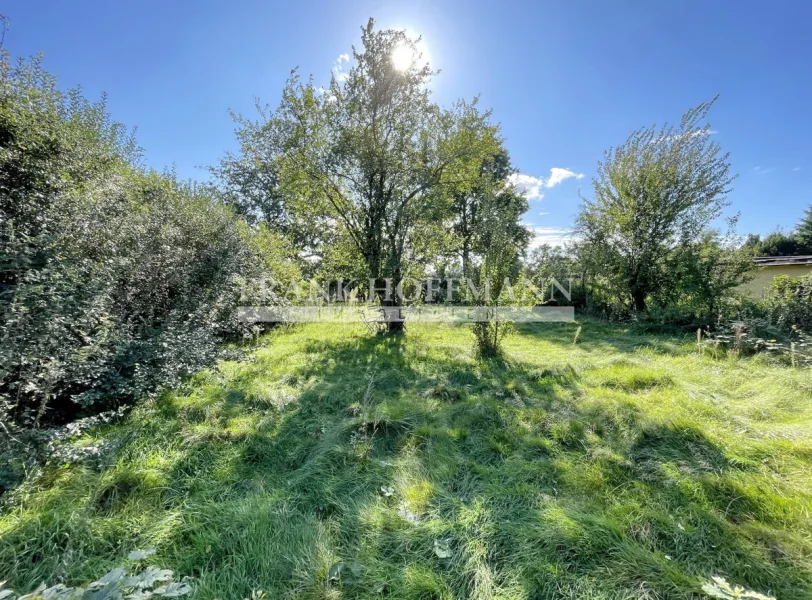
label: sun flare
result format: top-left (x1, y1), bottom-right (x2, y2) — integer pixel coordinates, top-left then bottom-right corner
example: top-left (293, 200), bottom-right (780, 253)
top-left (391, 43), bottom-right (416, 72)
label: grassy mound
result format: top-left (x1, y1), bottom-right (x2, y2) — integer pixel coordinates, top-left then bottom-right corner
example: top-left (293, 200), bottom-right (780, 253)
top-left (2, 321), bottom-right (811, 599)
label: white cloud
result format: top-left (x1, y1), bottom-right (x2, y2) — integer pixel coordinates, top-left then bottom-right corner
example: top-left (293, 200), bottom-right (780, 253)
top-left (528, 227), bottom-right (576, 249)
top-left (792, 166), bottom-right (802, 172)
top-left (509, 167), bottom-right (584, 199)
top-left (508, 173), bottom-right (545, 200)
top-left (753, 166), bottom-right (774, 176)
top-left (332, 52), bottom-right (351, 82)
top-left (545, 167), bottom-right (584, 188)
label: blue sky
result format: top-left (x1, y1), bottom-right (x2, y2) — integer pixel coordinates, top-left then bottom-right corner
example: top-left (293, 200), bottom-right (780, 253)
top-left (4, 0), bottom-right (811, 247)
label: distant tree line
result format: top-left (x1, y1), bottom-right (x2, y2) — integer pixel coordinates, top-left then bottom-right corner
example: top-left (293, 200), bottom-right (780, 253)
top-left (740, 209), bottom-right (812, 256)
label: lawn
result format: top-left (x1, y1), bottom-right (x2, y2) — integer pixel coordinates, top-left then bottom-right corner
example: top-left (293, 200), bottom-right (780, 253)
top-left (1, 320), bottom-right (811, 599)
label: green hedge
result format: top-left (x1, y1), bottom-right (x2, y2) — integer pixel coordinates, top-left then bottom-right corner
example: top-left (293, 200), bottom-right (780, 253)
top-left (0, 53), bottom-right (295, 428)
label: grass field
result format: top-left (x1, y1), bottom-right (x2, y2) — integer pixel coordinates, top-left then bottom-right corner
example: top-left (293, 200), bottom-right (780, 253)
top-left (1, 320), bottom-right (811, 599)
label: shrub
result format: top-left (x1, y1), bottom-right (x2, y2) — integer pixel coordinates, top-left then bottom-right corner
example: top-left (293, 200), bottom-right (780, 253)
top-left (763, 274), bottom-right (812, 334)
top-left (471, 189), bottom-right (522, 359)
top-left (0, 53), bottom-right (296, 430)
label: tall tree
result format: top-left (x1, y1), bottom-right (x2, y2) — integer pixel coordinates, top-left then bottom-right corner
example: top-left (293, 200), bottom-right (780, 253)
top-left (576, 98), bottom-right (734, 311)
top-left (452, 150), bottom-right (512, 279)
top-left (208, 107), bottom-right (333, 273)
top-left (796, 205), bottom-right (812, 253)
top-left (526, 244), bottom-right (578, 289)
top-left (241, 19), bottom-right (500, 329)
top-left (447, 148), bottom-right (531, 309)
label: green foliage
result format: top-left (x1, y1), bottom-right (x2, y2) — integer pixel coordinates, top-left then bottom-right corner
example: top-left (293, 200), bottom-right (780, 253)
top-left (763, 273), bottom-right (812, 334)
top-left (3, 28), bottom-right (811, 600)
top-left (576, 97), bottom-right (735, 312)
top-left (471, 188), bottom-right (527, 358)
top-left (700, 319), bottom-right (812, 366)
top-left (739, 204), bottom-right (812, 257)
top-left (526, 244), bottom-right (578, 289)
top-left (0, 53), bottom-right (293, 431)
top-left (208, 107), bottom-right (328, 275)
top-left (666, 227), bottom-right (756, 318)
top-left (570, 227), bottom-right (754, 329)
top-left (222, 19), bottom-right (502, 327)
top-left (796, 205), bottom-right (812, 251)
top-left (741, 230), bottom-right (810, 257)
top-left (525, 244), bottom-right (586, 307)
top-left (450, 149), bottom-right (530, 282)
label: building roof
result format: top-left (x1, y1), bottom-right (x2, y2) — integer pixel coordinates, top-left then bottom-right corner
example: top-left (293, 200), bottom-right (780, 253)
top-left (754, 255), bottom-right (812, 267)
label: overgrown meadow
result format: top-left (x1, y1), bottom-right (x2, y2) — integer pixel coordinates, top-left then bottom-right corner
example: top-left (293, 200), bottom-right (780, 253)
top-left (2, 321), bottom-right (810, 599)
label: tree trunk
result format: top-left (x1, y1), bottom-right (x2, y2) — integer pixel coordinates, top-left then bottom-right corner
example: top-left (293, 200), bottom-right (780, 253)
top-left (386, 315), bottom-right (405, 333)
top-left (384, 271), bottom-right (404, 333)
top-left (462, 238), bottom-right (471, 287)
top-left (632, 287), bottom-right (647, 312)
top-left (630, 264), bottom-right (648, 312)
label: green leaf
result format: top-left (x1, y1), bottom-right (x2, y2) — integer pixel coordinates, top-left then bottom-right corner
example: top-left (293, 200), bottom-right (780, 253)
top-left (83, 582), bottom-right (123, 600)
top-left (123, 567), bottom-right (172, 590)
top-left (151, 582), bottom-right (191, 598)
top-left (127, 549), bottom-right (156, 562)
top-left (95, 569), bottom-right (127, 587)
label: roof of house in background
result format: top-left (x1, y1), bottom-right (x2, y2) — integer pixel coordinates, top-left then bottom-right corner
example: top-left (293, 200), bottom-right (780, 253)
top-left (754, 256), bottom-right (812, 267)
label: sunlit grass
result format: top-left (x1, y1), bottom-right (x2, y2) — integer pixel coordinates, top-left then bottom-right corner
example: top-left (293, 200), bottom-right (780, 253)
top-left (2, 320), bottom-right (811, 599)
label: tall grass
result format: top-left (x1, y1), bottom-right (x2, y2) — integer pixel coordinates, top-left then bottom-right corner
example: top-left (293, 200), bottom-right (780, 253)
top-left (1, 320), bottom-right (810, 599)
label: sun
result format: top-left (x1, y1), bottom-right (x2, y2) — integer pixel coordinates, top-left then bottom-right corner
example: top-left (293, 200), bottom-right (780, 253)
top-left (391, 43), bottom-right (416, 72)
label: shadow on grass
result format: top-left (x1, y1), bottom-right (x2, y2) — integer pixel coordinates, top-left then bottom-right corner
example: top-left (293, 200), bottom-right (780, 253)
top-left (514, 320), bottom-right (692, 357)
top-left (1, 324), bottom-right (810, 599)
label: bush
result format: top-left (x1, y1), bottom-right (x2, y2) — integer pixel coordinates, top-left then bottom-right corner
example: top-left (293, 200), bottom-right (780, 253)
top-left (764, 274), bottom-right (812, 334)
top-left (0, 53), bottom-right (295, 429)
